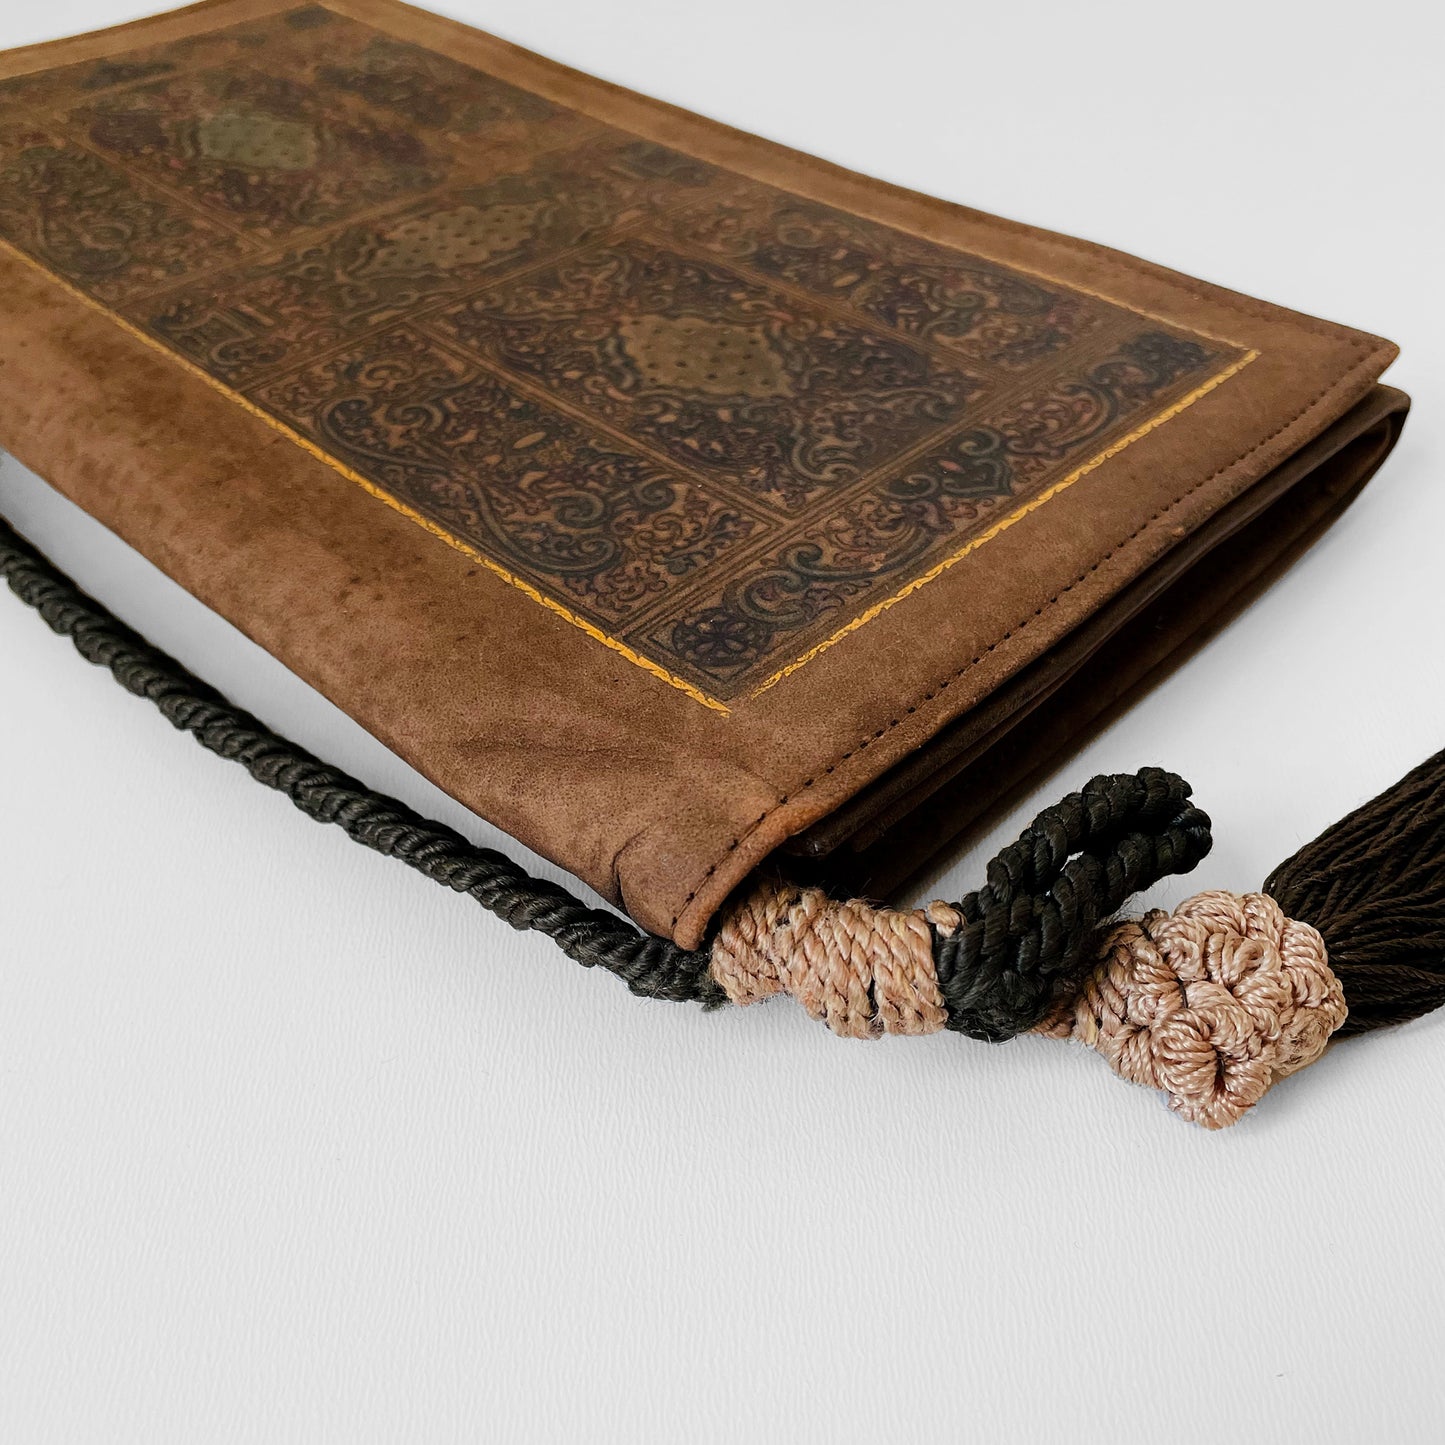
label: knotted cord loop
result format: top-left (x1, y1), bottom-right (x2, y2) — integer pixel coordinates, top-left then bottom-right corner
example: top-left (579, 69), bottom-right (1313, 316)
top-left (1040, 891), bottom-right (1346, 1127)
top-left (710, 770), bottom-right (1213, 1040)
top-left (930, 769), bottom-right (1214, 1040)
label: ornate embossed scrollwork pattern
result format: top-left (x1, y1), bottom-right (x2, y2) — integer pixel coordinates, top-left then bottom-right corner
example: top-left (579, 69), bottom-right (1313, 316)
top-left (657, 184), bottom-right (1101, 369)
top-left (652, 332), bottom-right (1220, 685)
top-left (0, 124), bottom-right (246, 301)
top-left (144, 135), bottom-right (717, 384)
top-left (254, 326), bottom-right (755, 622)
top-left (71, 64), bottom-right (446, 239)
top-left (432, 237), bottom-right (984, 513)
top-left (315, 33), bottom-right (558, 133)
top-left (0, 5), bottom-right (1238, 701)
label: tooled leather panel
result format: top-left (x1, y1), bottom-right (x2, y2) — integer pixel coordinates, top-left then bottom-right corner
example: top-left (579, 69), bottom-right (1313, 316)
top-left (0, 4), bottom-right (1244, 709)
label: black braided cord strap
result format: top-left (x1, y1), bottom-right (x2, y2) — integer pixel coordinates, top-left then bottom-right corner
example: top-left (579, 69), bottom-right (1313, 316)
top-left (0, 515), bottom-right (723, 1007)
top-left (1, 514), bottom-right (1212, 1036)
top-left (935, 769), bottom-right (1214, 1040)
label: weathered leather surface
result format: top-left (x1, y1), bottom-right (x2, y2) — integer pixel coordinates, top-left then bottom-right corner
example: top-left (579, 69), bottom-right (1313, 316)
top-left (0, 0), bottom-right (1403, 944)
top-left (796, 385), bottom-right (1410, 894)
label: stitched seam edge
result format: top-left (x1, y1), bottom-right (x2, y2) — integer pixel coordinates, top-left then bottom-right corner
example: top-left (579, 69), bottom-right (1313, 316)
top-left (671, 341), bottom-right (1388, 931)
top-left (0, 0), bottom-right (1393, 934)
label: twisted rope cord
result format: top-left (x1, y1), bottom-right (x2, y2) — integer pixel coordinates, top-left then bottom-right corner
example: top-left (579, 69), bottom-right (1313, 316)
top-left (711, 881), bottom-right (952, 1039)
top-left (1, 514), bottom-right (1213, 1033)
top-left (711, 772), bottom-right (1214, 1041)
top-left (0, 516), bottom-right (725, 1007)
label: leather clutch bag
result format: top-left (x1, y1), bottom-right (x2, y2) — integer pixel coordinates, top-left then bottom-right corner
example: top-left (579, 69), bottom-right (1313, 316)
top-left (0, 0), bottom-right (1406, 955)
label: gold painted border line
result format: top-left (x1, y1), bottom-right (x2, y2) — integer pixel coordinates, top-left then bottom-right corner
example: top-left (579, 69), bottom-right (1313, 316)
top-left (0, 5), bottom-right (1270, 715)
top-left (0, 235), bottom-right (733, 713)
top-left (748, 347), bottom-right (1262, 697)
top-left (0, 228), bottom-right (1256, 716)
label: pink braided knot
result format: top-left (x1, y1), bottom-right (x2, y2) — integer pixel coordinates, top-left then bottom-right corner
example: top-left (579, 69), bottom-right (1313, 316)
top-left (1040, 890), bottom-right (1347, 1128)
top-left (710, 877), bottom-right (951, 1039)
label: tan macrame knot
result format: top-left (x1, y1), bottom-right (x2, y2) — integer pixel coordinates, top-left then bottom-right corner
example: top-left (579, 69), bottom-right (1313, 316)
top-left (1039, 890), bottom-right (1347, 1128)
top-left (711, 878), bottom-right (952, 1038)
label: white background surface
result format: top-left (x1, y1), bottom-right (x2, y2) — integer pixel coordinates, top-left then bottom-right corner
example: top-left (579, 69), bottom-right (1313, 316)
top-left (2, 1), bottom-right (1443, 1440)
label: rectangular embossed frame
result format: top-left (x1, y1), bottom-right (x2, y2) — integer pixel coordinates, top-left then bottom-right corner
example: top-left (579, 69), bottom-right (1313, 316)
top-left (0, 0), bottom-right (1406, 945)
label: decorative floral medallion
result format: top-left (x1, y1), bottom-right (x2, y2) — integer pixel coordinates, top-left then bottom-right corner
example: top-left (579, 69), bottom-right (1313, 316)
top-left (0, 5), bottom-right (1244, 703)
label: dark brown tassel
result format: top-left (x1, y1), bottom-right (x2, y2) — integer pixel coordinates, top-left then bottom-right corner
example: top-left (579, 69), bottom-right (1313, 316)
top-left (1265, 748), bottom-right (1445, 1036)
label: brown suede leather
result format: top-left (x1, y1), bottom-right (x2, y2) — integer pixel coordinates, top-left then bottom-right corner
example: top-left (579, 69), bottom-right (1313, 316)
top-left (798, 385), bottom-right (1410, 896)
top-left (0, 0), bottom-right (1403, 946)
